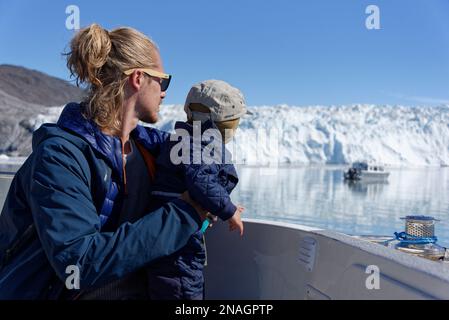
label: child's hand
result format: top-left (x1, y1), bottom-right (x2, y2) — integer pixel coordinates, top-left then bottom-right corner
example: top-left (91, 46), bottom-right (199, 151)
top-left (228, 205), bottom-right (244, 236)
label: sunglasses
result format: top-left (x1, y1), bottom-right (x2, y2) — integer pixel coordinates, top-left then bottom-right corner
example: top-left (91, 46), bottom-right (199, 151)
top-left (123, 68), bottom-right (172, 92)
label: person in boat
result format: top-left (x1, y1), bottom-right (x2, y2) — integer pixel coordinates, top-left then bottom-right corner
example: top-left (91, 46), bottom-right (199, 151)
top-left (0, 23), bottom-right (207, 299)
top-left (145, 80), bottom-right (248, 300)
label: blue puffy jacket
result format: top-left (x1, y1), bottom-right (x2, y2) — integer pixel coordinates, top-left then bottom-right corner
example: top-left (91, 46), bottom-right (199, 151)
top-left (0, 103), bottom-right (202, 299)
top-left (151, 120), bottom-right (239, 221)
top-left (146, 120), bottom-right (239, 299)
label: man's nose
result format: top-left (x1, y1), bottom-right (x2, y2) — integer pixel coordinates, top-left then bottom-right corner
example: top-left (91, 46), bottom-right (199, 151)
top-left (160, 90), bottom-right (166, 99)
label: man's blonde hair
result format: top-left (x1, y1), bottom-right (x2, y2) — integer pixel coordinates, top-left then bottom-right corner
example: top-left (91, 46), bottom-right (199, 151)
top-left (66, 23), bottom-right (159, 135)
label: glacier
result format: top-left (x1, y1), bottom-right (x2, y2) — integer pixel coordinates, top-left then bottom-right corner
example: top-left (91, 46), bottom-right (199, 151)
top-left (158, 104), bottom-right (449, 167)
top-left (2, 104), bottom-right (449, 167)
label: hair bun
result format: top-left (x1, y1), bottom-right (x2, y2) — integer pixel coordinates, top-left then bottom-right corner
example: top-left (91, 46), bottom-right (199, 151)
top-left (66, 23), bottom-right (112, 86)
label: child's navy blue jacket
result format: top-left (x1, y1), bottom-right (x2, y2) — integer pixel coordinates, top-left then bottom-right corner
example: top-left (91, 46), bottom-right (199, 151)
top-left (146, 120), bottom-right (239, 299)
top-left (150, 120), bottom-right (239, 221)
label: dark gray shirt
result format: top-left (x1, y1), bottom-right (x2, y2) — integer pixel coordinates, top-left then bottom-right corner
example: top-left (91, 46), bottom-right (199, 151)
top-left (119, 138), bottom-right (153, 224)
top-left (79, 139), bottom-right (154, 300)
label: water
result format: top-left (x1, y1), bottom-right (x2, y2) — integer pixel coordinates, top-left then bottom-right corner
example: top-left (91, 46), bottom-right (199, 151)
top-left (1, 166), bottom-right (449, 247)
top-left (232, 166), bottom-right (449, 247)
top-left (0, 163), bottom-right (19, 208)
top-left (0, 177), bottom-right (11, 208)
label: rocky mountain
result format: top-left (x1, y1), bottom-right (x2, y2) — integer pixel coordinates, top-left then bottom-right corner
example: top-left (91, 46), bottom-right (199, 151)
top-left (0, 65), bottom-right (85, 156)
top-left (0, 65), bottom-right (85, 106)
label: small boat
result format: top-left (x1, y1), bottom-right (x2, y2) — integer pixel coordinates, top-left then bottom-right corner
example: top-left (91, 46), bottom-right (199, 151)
top-left (344, 161), bottom-right (389, 181)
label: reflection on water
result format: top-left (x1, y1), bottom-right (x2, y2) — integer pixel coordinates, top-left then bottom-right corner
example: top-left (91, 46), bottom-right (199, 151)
top-left (232, 166), bottom-right (449, 247)
top-left (1, 166), bottom-right (449, 247)
top-left (344, 180), bottom-right (389, 195)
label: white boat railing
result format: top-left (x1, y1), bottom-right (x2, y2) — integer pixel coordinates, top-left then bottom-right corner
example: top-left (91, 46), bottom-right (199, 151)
top-left (204, 219), bottom-right (449, 300)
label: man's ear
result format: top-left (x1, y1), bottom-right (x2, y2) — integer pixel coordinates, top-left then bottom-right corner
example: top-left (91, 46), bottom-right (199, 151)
top-left (128, 70), bottom-right (144, 91)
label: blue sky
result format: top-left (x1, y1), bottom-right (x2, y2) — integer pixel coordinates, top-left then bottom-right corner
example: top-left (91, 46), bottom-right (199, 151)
top-left (1, 0), bottom-right (449, 106)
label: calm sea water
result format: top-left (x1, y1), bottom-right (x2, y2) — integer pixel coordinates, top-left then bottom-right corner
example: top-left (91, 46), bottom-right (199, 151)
top-left (232, 165), bottom-right (449, 247)
top-left (1, 165), bottom-right (449, 246)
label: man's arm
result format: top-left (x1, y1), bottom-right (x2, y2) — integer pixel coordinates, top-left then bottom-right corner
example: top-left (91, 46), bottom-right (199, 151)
top-left (29, 139), bottom-right (201, 289)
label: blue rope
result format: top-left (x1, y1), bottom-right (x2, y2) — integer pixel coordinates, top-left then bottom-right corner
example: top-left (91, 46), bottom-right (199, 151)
top-left (394, 232), bottom-right (437, 245)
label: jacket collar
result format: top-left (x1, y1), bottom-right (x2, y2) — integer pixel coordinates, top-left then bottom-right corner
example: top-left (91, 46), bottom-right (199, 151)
top-left (174, 119), bottom-right (218, 136)
top-left (57, 102), bottom-right (165, 181)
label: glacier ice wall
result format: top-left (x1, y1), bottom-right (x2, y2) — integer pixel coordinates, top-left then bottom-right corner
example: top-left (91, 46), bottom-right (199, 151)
top-left (7, 104), bottom-right (449, 167)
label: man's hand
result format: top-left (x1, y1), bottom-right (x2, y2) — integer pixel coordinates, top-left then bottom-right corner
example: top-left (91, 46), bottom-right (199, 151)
top-left (228, 205), bottom-right (244, 236)
top-left (180, 191), bottom-right (208, 222)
